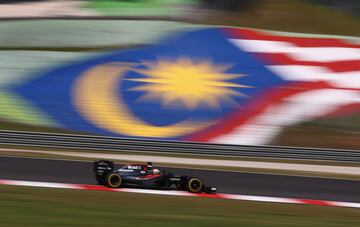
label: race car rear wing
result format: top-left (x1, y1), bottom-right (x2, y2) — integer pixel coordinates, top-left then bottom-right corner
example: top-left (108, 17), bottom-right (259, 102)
top-left (93, 160), bottom-right (114, 177)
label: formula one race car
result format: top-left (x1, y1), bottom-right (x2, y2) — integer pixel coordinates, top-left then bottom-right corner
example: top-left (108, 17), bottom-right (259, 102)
top-left (93, 160), bottom-right (216, 193)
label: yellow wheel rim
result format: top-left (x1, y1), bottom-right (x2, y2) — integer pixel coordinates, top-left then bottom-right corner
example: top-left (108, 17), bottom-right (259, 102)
top-left (107, 173), bottom-right (122, 188)
top-left (188, 178), bottom-right (202, 193)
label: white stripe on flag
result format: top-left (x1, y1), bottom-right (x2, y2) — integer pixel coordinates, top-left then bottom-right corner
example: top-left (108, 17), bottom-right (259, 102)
top-left (211, 89), bottom-right (360, 145)
top-left (229, 39), bottom-right (360, 62)
top-left (267, 65), bottom-right (360, 89)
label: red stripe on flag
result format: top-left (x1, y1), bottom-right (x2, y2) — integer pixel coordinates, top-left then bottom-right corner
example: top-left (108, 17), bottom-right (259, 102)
top-left (255, 53), bottom-right (360, 73)
top-left (223, 28), bottom-right (360, 48)
top-left (186, 81), bottom-right (332, 142)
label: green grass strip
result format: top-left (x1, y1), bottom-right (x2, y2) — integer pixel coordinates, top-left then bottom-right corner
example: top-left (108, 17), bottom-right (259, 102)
top-left (204, 0), bottom-right (360, 36)
top-left (1, 185), bottom-right (360, 227)
top-left (0, 91), bottom-right (57, 127)
top-left (85, 0), bottom-right (193, 16)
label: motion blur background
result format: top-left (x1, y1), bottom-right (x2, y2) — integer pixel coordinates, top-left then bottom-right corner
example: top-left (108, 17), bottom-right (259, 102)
top-left (1, 1), bottom-right (360, 227)
top-left (0, 0), bottom-right (359, 149)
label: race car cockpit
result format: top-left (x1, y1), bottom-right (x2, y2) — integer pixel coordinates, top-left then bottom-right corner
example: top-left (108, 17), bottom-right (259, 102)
top-left (117, 162), bottom-right (156, 175)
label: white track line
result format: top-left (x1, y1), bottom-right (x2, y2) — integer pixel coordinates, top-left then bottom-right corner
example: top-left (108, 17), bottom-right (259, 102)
top-left (0, 179), bottom-right (359, 209)
top-left (2, 154), bottom-right (359, 182)
top-left (1, 148), bottom-right (360, 175)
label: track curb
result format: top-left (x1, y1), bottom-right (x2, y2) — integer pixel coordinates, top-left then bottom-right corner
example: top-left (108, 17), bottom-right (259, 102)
top-left (1, 179), bottom-right (359, 209)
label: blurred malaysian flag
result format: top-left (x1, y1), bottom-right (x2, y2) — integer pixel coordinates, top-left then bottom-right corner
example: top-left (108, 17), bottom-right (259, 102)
top-left (192, 28), bottom-right (360, 145)
top-left (13, 27), bottom-right (360, 145)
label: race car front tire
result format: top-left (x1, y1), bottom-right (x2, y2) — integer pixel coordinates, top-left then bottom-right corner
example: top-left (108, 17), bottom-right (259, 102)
top-left (186, 178), bottom-right (203, 193)
top-left (106, 173), bottom-right (122, 188)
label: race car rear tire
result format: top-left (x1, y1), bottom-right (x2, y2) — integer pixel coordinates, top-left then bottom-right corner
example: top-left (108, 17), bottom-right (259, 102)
top-left (186, 178), bottom-right (203, 193)
top-left (106, 173), bottom-right (122, 188)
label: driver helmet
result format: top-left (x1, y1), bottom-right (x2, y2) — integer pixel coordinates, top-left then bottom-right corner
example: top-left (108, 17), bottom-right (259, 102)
top-left (153, 169), bottom-right (160, 174)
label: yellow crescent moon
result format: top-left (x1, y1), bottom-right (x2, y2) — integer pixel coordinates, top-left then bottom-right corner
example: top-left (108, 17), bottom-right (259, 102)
top-left (72, 62), bottom-right (212, 138)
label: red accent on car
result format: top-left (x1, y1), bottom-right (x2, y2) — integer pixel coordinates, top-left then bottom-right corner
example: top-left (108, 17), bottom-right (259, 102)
top-left (138, 174), bottom-right (161, 180)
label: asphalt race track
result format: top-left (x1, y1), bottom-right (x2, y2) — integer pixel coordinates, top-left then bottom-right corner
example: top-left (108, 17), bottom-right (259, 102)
top-left (0, 156), bottom-right (359, 203)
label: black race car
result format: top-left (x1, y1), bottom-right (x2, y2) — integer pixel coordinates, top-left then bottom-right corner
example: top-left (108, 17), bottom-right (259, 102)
top-left (93, 160), bottom-right (216, 193)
